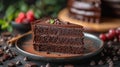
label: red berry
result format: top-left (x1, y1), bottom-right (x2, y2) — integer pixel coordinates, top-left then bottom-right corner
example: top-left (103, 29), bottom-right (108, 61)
top-left (99, 34), bottom-right (107, 41)
top-left (116, 28), bottom-right (120, 35)
top-left (26, 15), bottom-right (34, 22)
top-left (15, 17), bottom-right (22, 24)
top-left (106, 33), bottom-right (114, 40)
top-left (26, 10), bottom-right (34, 18)
top-left (18, 12), bottom-right (26, 20)
top-left (108, 29), bottom-right (116, 37)
top-left (26, 10), bottom-right (35, 22)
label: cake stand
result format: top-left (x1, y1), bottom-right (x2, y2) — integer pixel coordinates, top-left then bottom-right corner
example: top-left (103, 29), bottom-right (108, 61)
top-left (58, 8), bottom-right (120, 32)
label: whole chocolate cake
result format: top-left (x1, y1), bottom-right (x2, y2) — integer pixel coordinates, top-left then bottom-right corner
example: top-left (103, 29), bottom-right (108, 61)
top-left (31, 18), bottom-right (84, 54)
top-left (68, 0), bottom-right (101, 23)
top-left (68, 0), bottom-right (120, 23)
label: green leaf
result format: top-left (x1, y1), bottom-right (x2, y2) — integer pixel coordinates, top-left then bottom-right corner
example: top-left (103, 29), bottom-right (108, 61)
top-left (7, 25), bottom-right (13, 32)
top-left (1, 23), bottom-right (9, 30)
top-left (20, 5), bottom-right (28, 12)
top-left (19, 1), bottom-right (28, 12)
top-left (5, 5), bottom-right (16, 21)
top-left (7, 14), bottom-right (14, 22)
top-left (35, 0), bottom-right (42, 8)
top-left (49, 19), bottom-right (54, 24)
top-left (34, 9), bottom-right (42, 19)
top-left (0, 19), bottom-right (6, 25)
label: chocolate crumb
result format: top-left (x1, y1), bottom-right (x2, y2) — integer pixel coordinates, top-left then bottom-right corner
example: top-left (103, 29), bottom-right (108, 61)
top-left (0, 48), bottom-right (3, 55)
top-left (8, 62), bottom-right (16, 67)
top-left (16, 61), bottom-right (22, 65)
top-left (107, 41), bottom-right (112, 47)
top-left (8, 53), bottom-right (13, 59)
top-left (106, 57), bottom-right (111, 61)
top-left (2, 54), bottom-right (10, 60)
top-left (113, 56), bottom-right (118, 61)
top-left (46, 63), bottom-right (50, 67)
top-left (25, 62), bottom-right (37, 67)
top-left (24, 57), bottom-right (28, 61)
top-left (11, 52), bottom-right (17, 57)
top-left (113, 46), bottom-right (118, 51)
top-left (90, 61), bottom-right (96, 66)
top-left (108, 61), bottom-right (114, 67)
top-left (5, 49), bottom-right (10, 53)
top-left (3, 46), bottom-right (8, 50)
top-left (107, 58), bottom-right (112, 63)
top-left (107, 41), bottom-right (112, 44)
top-left (117, 49), bottom-right (120, 55)
top-left (8, 43), bottom-right (13, 47)
top-left (113, 38), bottom-right (118, 42)
top-left (101, 52), bottom-right (104, 56)
top-left (98, 60), bottom-right (104, 65)
top-left (103, 49), bottom-right (107, 53)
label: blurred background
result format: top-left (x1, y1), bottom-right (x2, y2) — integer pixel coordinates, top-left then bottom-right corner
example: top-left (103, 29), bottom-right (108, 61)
top-left (0, 0), bottom-right (67, 32)
top-left (0, 0), bottom-right (119, 33)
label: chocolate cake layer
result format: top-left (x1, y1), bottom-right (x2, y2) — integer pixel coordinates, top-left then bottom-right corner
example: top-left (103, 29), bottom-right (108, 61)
top-left (33, 43), bottom-right (83, 54)
top-left (34, 25), bottom-right (83, 37)
top-left (34, 35), bottom-right (84, 45)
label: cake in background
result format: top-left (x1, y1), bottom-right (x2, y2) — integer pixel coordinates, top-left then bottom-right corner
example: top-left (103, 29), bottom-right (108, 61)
top-left (68, 0), bottom-right (101, 23)
top-left (31, 18), bottom-right (84, 54)
top-left (67, 0), bottom-right (120, 23)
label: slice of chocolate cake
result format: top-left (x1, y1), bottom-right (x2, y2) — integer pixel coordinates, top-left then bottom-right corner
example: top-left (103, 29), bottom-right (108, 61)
top-left (31, 18), bottom-right (84, 54)
top-left (68, 0), bottom-right (101, 23)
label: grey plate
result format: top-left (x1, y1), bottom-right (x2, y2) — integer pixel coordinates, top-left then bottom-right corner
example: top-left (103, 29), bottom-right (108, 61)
top-left (15, 33), bottom-right (104, 62)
